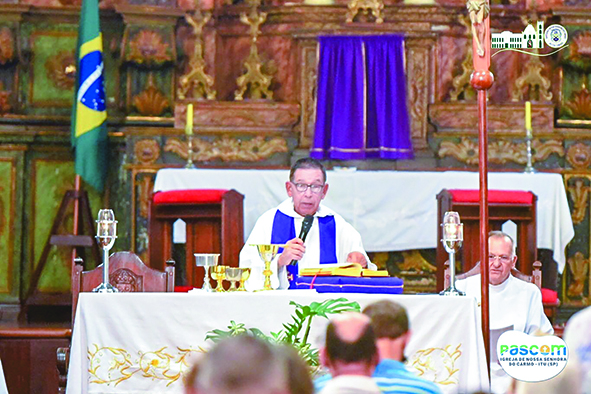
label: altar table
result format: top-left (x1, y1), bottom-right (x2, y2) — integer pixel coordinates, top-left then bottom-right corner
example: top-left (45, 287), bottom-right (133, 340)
top-left (154, 169), bottom-right (574, 273)
top-left (0, 359), bottom-right (7, 394)
top-left (66, 292), bottom-right (488, 394)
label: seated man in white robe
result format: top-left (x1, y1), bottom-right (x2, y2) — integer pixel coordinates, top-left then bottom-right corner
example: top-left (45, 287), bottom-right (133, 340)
top-left (455, 231), bottom-right (553, 394)
top-left (240, 158), bottom-right (374, 290)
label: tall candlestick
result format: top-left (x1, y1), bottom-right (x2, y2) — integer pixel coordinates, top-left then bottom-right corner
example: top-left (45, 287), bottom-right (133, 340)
top-left (525, 101), bottom-right (531, 131)
top-left (185, 103), bottom-right (193, 136)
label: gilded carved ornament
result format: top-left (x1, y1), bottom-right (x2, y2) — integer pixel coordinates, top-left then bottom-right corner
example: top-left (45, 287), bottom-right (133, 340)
top-left (566, 252), bottom-right (589, 301)
top-left (563, 30), bottom-right (591, 68)
top-left (134, 139), bottom-right (161, 165)
top-left (511, 55), bottom-right (553, 101)
top-left (511, 15), bottom-right (552, 102)
top-left (0, 27), bottom-right (15, 65)
top-left (234, 0), bottom-right (273, 101)
top-left (163, 135), bottom-right (288, 162)
top-left (566, 142), bottom-right (591, 170)
top-left (177, 5), bottom-right (216, 100)
top-left (132, 74), bottom-right (170, 117)
top-left (564, 81), bottom-right (591, 120)
top-left (346, 0), bottom-right (384, 24)
top-left (567, 179), bottom-right (589, 225)
top-left (571, 31), bottom-right (591, 58)
top-left (45, 51), bottom-right (76, 90)
top-left (127, 30), bottom-right (172, 66)
top-left (438, 138), bottom-right (564, 166)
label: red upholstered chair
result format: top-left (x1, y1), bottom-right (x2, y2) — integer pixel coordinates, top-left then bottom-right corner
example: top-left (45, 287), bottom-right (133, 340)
top-left (149, 189), bottom-right (244, 288)
top-left (436, 189), bottom-right (537, 292)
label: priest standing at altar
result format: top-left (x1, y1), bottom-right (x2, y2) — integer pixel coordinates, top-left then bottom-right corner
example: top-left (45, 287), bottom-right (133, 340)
top-left (239, 158), bottom-right (374, 290)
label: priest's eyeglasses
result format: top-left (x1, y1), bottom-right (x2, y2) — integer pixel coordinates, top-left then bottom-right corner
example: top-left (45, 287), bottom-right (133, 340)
top-left (292, 182), bottom-right (324, 194)
top-left (489, 254), bottom-right (512, 263)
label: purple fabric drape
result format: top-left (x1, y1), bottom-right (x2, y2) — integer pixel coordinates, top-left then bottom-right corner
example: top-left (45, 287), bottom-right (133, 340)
top-left (312, 35), bottom-right (413, 160)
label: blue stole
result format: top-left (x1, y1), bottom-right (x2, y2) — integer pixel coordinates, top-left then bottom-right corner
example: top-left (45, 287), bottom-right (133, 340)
top-left (271, 210), bottom-right (338, 265)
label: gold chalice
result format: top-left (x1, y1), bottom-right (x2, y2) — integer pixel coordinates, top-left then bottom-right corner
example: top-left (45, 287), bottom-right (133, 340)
top-left (225, 267), bottom-right (241, 292)
top-left (251, 244), bottom-right (284, 291)
top-left (211, 265), bottom-right (227, 292)
top-left (237, 268), bottom-right (251, 291)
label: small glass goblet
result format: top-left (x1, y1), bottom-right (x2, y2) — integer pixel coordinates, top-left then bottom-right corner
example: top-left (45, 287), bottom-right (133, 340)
top-left (237, 268), bottom-right (251, 291)
top-left (211, 266), bottom-right (227, 292)
top-left (194, 254), bottom-right (220, 292)
top-left (225, 268), bottom-right (241, 292)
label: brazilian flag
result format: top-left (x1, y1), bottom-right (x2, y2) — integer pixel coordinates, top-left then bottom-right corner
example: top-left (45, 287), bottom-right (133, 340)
top-left (71, 0), bottom-right (108, 193)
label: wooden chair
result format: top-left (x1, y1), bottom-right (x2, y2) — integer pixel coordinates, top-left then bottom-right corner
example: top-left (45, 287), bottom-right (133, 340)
top-left (443, 260), bottom-right (559, 324)
top-left (436, 189), bottom-right (537, 292)
top-left (149, 189), bottom-right (244, 288)
top-left (58, 252), bottom-right (175, 393)
top-left (71, 251), bottom-right (175, 322)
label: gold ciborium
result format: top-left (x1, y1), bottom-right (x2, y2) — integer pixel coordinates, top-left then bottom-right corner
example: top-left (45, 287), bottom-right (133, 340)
top-left (225, 267), bottom-right (241, 292)
top-left (211, 265), bottom-right (227, 292)
top-left (237, 268), bottom-right (250, 291)
top-left (251, 244), bottom-right (284, 291)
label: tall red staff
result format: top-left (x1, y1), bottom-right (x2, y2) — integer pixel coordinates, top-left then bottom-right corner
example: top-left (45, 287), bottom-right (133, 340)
top-left (467, 0), bottom-right (493, 380)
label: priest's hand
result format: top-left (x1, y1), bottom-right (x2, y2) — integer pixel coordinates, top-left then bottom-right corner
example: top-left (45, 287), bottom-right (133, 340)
top-left (277, 238), bottom-right (306, 267)
top-left (347, 251), bottom-right (367, 268)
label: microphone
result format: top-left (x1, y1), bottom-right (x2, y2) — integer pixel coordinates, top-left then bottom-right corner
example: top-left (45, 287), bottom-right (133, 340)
top-left (289, 215), bottom-right (314, 266)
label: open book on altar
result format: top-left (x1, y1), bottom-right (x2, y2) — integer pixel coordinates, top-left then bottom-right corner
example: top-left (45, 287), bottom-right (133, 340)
top-left (299, 263), bottom-right (389, 278)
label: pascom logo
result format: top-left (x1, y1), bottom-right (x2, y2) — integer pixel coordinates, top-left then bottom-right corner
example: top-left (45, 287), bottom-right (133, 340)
top-left (497, 330), bottom-right (568, 382)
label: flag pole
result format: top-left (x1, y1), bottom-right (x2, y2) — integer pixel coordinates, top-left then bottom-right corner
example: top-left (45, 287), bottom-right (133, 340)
top-left (71, 175), bottom-right (81, 265)
top-left (467, 0), bottom-right (493, 382)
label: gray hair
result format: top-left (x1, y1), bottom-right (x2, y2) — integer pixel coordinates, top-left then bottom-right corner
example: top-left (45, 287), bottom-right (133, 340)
top-left (194, 336), bottom-right (288, 394)
top-left (489, 230), bottom-right (516, 256)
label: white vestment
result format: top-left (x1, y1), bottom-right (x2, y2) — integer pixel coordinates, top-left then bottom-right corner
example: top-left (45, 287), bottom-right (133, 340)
top-left (239, 199), bottom-right (373, 290)
top-left (456, 274), bottom-right (553, 394)
top-left (563, 306), bottom-right (591, 394)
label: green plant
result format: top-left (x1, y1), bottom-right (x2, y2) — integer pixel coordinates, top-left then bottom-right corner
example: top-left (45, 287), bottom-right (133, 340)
top-left (204, 297), bottom-right (360, 367)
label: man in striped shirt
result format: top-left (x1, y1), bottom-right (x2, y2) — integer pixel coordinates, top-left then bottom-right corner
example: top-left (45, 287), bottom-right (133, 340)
top-left (315, 300), bottom-right (442, 394)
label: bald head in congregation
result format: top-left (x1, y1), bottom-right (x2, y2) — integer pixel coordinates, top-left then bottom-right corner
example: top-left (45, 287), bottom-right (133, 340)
top-left (319, 312), bottom-right (381, 394)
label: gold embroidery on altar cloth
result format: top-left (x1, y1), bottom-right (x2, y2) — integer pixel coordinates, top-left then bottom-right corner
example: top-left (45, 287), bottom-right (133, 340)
top-left (407, 344), bottom-right (462, 386)
top-left (88, 344), bottom-right (205, 387)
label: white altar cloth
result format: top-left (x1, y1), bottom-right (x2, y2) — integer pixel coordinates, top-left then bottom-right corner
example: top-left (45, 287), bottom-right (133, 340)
top-left (153, 169), bottom-right (574, 273)
top-left (0, 358), bottom-right (7, 394)
top-left (66, 292), bottom-right (488, 394)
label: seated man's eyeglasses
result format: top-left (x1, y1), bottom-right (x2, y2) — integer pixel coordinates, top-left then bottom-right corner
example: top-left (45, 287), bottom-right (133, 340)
top-left (489, 254), bottom-right (512, 263)
top-left (292, 182), bottom-right (324, 194)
